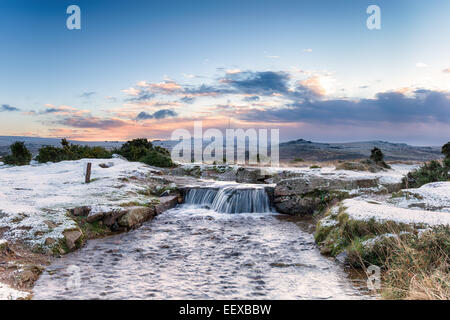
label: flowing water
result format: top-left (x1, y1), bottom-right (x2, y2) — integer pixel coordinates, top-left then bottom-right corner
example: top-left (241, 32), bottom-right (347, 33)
top-left (33, 185), bottom-right (370, 300)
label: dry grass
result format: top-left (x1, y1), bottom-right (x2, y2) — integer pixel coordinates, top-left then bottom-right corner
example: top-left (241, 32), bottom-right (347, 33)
top-left (350, 225), bottom-right (450, 300)
top-left (379, 228), bottom-right (449, 300)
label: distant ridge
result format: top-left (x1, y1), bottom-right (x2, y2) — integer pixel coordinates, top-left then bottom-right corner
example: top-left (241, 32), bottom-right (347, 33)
top-left (0, 136), bottom-right (443, 162)
top-left (278, 139), bottom-right (442, 161)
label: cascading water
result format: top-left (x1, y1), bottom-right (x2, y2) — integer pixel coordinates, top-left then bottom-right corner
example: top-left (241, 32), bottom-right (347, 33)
top-left (32, 184), bottom-right (368, 300)
top-left (184, 185), bottom-right (272, 213)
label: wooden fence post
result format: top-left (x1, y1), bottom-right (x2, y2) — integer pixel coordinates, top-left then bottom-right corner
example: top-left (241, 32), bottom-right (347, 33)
top-left (85, 162), bottom-right (92, 183)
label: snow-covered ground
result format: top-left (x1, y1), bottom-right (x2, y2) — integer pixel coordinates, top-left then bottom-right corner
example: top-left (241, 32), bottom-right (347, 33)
top-left (263, 163), bottom-right (418, 185)
top-left (0, 158), bottom-right (159, 248)
top-left (388, 182), bottom-right (450, 213)
top-left (342, 198), bottom-right (450, 226)
top-left (0, 282), bottom-right (29, 300)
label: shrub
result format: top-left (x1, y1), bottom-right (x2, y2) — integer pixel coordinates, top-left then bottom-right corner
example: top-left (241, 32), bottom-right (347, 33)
top-left (442, 142), bottom-right (450, 159)
top-left (115, 138), bottom-right (153, 162)
top-left (36, 139), bottom-right (112, 163)
top-left (139, 149), bottom-right (174, 168)
top-left (370, 147), bottom-right (384, 162)
top-left (403, 142), bottom-right (450, 188)
top-left (115, 138), bottom-right (174, 168)
top-left (3, 142), bottom-right (32, 166)
top-left (369, 147), bottom-right (391, 169)
top-left (404, 160), bottom-right (449, 188)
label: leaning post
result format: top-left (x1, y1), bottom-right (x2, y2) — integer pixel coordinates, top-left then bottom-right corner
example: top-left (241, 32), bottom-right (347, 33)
top-left (85, 162), bottom-right (92, 183)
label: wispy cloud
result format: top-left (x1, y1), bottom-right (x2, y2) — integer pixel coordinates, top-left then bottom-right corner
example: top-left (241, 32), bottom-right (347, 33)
top-left (135, 109), bottom-right (178, 121)
top-left (80, 91), bottom-right (96, 98)
top-left (57, 115), bottom-right (128, 129)
top-left (1, 104), bottom-right (20, 112)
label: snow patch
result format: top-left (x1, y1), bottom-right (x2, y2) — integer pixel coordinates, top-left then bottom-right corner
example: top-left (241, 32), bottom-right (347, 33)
top-left (0, 283), bottom-right (29, 300)
top-left (343, 198), bottom-right (450, 226)
top-left (0, 158), bottom-right (158, 248)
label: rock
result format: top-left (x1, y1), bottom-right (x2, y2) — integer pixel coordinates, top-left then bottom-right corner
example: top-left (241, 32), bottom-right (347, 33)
top-left (112, 153), bottom-right (127, 160)
top-left (335, 161), bottom-right (386, 173)
top-left (171, 166), bottom-right (202, 177)
top-left (273, 175), bottom-right (380, 215)
top-left (63, 230), bottom-right (83, 251)
top-left (43, 220), bottom-right (57, 228)
top-left (99, 162), bottom-right (114, 168)
top-left (274, 176), bottom-right (379, 197)
top-left (236, 167), bottom-right (273, 184)
top-left (70, 206), bottom-right (91, 217)
top-left (86, 210), bottom-right (105, 223)
top-left (118, 206), bottom-right (156, 229)
top-left (15, 264), bottom-right (44, 286)
top-left (0, 239), bottom-right (9, 253)
top-left (155, 196), bottom-right (178, 214)
top-left (102, 209), bottom-right (128, 227)
top-left (335, 250), bottom-right (349, 264)
top-left (44, 237), bottom-right (57, 246)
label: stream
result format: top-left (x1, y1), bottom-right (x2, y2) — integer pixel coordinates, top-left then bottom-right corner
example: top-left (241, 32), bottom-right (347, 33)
top-left (33, 185), bottom-right (371, 299)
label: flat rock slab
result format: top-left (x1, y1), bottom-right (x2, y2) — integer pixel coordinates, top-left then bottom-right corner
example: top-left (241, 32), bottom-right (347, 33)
top-left (155, 196), bottom-right (179, 215)
top-left (63, 230), bottom-right (83, 251)
top-left (118, 206), bottom-right (156, 229)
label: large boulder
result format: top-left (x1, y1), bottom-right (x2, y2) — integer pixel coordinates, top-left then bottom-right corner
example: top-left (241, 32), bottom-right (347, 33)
top-left (118, 206), bottom-right (156, 229)
top-left (63, 229), bottom-right (83, 251)
top-left (155, 196), bottom-right (179, 214)
top-left (70, 206), bottom-right (91, 217)
top-left (274, 175), bottom-right (379, 197)
top-left (236, 167), bottom-right (273, 184)
top-left (102, 209), bottom-right (128, 228)
top-left (273, 175), bottom-right (380, 215)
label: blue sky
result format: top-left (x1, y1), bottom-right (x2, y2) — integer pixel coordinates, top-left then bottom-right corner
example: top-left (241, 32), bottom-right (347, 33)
top-left (0, 0), bottom-right (449, 144)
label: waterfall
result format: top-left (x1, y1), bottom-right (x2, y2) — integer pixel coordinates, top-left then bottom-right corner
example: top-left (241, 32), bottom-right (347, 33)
top-left (184, 185), bottom-right (272, 214)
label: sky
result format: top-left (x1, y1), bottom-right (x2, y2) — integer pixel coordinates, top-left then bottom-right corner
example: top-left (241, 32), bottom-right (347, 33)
top-left (0, 0), bottom-right (449, 145)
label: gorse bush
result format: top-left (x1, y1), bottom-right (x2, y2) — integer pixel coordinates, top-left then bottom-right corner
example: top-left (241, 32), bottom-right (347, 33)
top-left (442, 142), bottom-right (450, 159)
top-left (36, 139), bottom-right (112, 163)
top-left (114, 138), bottom-right (174, 168)
top-left (403, 142), bottom-right (450, 188)
top-left (3, 141), bottom-right (32, 166)
top-left (369, 147), bottom-right (391, 169)
top-left (114, 138), bottom-right (153, 162)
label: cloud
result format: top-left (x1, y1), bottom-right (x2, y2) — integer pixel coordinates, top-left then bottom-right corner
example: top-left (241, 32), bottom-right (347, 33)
top-left (32, 105), bottom-right (90, 116)
top-left (238, 89), bottom-right (450, 125)
top-left (303, 49), bottom-right (313, 53)
top-left (80, 91), bottom-right (96, 98)
top-left (297, 75), bottom-right (329, 97)
top-left (135, 109), bottom-right (178, 120)
top-left (126, 91), bottom-right (155, 102)
top-left (1, 104), bottom-right (20, 112)
top-left (225, 71), bottom-right (290, 95)
top-left (243, 95), bottom-right (260, 102)
top-left (57, 115), bottom-right (128, 129)
top-left (416, 62), bottom-right (428, 68)
top-left (265, 55), bottom-right (280, 59)
top-left (225, 69), bottom-right (242, 74)
top-left (180, 96), bottom-right (195, 104)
